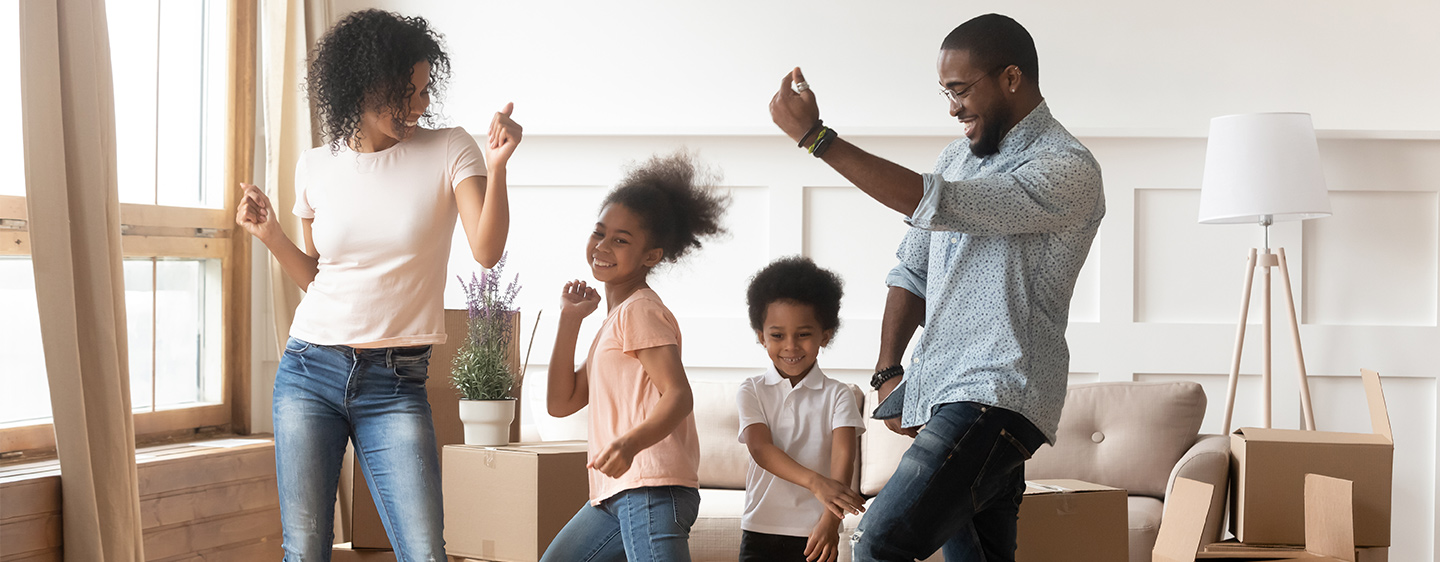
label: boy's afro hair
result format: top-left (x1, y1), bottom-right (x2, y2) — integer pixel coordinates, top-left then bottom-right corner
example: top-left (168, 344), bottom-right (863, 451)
top-left (746, 256), bottom-right (844, 334)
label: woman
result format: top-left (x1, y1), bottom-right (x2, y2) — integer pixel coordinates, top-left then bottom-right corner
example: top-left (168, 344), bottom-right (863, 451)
top-left (235, 9), bottom-right (521, 559)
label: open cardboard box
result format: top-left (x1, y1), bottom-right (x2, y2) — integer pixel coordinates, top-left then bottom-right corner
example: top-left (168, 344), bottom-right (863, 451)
top-left (1229, 369), bottom-right (1392, 547)
top-left (1154, 476), bottom-right (1386, 562)
top-left (1016, 479), bottom-right (1128, 562)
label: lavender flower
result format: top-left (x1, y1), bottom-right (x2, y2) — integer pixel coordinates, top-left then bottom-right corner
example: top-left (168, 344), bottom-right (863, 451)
top-left (452, 253), bottom-right (521, 400)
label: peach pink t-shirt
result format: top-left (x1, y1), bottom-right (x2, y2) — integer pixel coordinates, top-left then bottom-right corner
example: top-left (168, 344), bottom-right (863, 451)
top-left (584, 288), bottom-right (700, 504)
top-left (290, 127), bottom-right (486, 347)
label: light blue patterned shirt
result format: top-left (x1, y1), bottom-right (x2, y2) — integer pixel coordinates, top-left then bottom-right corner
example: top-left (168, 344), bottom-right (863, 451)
top-left (886, 101), bottom-right (1104, 443)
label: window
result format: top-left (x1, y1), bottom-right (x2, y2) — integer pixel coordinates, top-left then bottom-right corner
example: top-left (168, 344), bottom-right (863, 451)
top-left (1, 0), bottom-right (249, 454)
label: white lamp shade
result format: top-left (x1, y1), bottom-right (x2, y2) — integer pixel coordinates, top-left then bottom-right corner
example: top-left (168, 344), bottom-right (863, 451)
top-left (1198, 113), bottom-right (1332, 224)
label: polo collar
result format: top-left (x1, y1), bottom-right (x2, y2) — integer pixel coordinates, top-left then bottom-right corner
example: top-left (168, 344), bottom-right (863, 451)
top-left (763, 363), bottom-right (826, 390)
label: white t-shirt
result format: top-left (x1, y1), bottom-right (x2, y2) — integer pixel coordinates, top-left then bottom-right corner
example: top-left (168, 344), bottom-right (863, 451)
top-left (290, 127), bottom-right (486, 347)
top-left (736, 365), bottom-right (865, 537)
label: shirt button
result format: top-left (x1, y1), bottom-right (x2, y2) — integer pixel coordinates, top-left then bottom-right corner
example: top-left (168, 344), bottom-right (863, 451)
top-left (1091, 432), bottom-right (1105, 443)
top-left (951, 236), bottom-right (959, 243)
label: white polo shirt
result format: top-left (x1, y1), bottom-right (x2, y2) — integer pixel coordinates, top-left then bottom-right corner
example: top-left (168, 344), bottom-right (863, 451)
top-left (736, 365), bottom-right (865, 537)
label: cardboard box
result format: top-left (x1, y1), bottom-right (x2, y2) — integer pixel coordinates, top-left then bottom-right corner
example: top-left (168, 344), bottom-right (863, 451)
top-left (1015, 479), bottom-right (1128, 562)
top-left (1228, 369), bottom-right (1392, 547)
top-left (348, 310), bottom-right (524, 549)
top-left (1156, 475), bottom-right (1387, 562)
top-left (443, 441), bottom-right (590, 562)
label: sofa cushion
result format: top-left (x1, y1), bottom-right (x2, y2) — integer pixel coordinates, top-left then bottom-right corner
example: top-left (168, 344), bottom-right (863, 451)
top-left (1128, 495), bottom-right (1163, 562)
top-left (1027, 381), bottom-right (1206, 498)
top-left (859, 390), bottom-right (914, 497)
top-left (692, 380), bottom-right (751, 490)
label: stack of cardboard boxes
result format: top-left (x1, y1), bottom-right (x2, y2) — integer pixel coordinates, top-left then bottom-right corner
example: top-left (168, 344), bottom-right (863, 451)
top-left (1155, 369), bottom-right (1393, 562)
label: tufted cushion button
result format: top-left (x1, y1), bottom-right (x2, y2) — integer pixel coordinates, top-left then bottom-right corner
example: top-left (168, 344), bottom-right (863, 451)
top-left (1091, 431), bottom-right (1105, 443)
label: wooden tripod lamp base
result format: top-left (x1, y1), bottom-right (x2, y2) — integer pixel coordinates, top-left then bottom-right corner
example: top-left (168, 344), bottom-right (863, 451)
top-left (1219, 246), bottom-right (1317, 435)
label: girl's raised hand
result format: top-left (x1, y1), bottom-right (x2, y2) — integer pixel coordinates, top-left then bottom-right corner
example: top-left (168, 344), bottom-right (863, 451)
top-left (235, 183), bottom-right (282, 244)
top-left (559, 280), bottom-right (601, 320)
top-left (485, 102), bottom-right (522, 169)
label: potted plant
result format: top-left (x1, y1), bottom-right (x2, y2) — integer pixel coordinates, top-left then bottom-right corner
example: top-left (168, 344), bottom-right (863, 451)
top-left (453, 255), bottom-right (522, 446)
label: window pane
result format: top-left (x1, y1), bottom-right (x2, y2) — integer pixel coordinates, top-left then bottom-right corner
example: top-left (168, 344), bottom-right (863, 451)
top-left (107, 0), bottom-right (229, 208)
top-left (124, 259), bottom-right (154, 411)
top-left (1, 0), bottom-right (22, 197)
top-left (154, 0), bottom-right (204, 208)
top-left (153, 258), bottom-right (222, 409)
top-left (0, 257), bottom-right (51, 426)
top-left (108, 0), bottom-right (160, 205)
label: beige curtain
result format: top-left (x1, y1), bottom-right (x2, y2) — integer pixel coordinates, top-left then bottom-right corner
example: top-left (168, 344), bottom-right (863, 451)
top-left (260, 0), bottom-right (333, 540)
top-left (261, 0), bottom-right (326, 352)
top-left (19, 0), bottom-right (144, 560)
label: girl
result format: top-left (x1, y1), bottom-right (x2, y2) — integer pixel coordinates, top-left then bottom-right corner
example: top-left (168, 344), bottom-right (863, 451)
top-left (737, 257), bottom-right (865, 562)
top-left (235, 9), bottom-right (521, 560)
top-left (542, 153), bottom-right (729, 562)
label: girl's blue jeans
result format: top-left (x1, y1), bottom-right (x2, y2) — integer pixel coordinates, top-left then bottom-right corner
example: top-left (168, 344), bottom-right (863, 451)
top-left (850, 401), bottom-right (1047, 562)
top-left (539, 485), bottom-right (701, 562)
top-left (272, 336), bottom-right (446, 561)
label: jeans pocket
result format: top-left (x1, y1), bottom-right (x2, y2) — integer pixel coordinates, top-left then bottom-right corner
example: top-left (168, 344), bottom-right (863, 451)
top-left (970, 428), bottom-right (1032, 510)
top-left (669, 487), bottom-right (700, 533)
top-left (284, 337), bottom-right (311, 355)
top-left (391, 345), bottom-right (433, 365)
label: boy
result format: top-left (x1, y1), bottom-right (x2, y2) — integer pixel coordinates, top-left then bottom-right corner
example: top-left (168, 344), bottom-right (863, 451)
top-left (737, 257), bottom-right (866, 562)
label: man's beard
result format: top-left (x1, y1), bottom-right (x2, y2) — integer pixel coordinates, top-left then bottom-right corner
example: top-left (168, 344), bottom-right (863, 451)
top-left (967, 108), bottom-right (1011, 157)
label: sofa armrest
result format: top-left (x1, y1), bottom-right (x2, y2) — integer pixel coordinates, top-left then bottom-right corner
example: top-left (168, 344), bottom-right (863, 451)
top-left (1164, 434), bottom-right (1230, 544)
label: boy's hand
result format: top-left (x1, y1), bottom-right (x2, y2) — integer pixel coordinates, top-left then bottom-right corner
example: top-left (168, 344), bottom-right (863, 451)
top-left (804, 517), bottom-right (842, 562)
top-left (807, 475), bottom-right (865, 519)
top-left (559, 280), bottom-right (601, 320)
top-left (588, 436), bottom-right (636, 479)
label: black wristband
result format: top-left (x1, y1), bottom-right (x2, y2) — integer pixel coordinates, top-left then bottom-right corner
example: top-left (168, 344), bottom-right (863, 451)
top-left (870, 365), bottom-right (904, 390)
top-left (798, 119), bottom-right (824, 148)
top-left (812, 126), bottom-right (837, 158)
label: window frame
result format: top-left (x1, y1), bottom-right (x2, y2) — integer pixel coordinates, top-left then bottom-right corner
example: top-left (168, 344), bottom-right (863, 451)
top-left (0, 0), bottom-right (255, 456)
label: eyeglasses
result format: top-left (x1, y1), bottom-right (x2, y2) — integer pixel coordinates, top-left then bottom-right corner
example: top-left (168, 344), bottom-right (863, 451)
top-left (938, 67), bottom-right (1007, 104)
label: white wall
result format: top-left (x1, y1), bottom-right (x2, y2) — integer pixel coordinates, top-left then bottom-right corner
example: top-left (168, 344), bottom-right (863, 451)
top-left (258, 1), bottom-right (1440, 559)
top-left (333, 0), bottom-right (1440, 135)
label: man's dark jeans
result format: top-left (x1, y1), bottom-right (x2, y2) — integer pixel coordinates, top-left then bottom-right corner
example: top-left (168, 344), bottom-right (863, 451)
top-left (850, 402), bottom-right (1047, 562)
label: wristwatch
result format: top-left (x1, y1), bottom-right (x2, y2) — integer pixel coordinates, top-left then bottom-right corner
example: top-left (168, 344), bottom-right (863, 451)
top-left (870, 365), bottom-right (904, 390)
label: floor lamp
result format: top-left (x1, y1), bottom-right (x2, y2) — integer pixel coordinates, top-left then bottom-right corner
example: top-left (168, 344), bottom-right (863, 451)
top-left (1198, 113), bottom-right (1332, 434)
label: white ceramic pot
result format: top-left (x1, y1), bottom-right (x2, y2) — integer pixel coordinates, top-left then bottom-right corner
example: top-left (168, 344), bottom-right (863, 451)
top-left (457, 398), bottom-right (516, 446)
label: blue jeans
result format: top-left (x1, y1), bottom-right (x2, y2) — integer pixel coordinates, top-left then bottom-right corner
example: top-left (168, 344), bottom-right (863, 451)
top-left (539, 486), bottom-right (701, 562)
top-left (850, 402), bottom-right (1046, 562)
top-left (273, 336), bottom-right (446, 561)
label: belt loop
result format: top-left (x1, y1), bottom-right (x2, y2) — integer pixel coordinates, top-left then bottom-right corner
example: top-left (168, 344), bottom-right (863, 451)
top-left (385, 347), bottom-right (394, 368)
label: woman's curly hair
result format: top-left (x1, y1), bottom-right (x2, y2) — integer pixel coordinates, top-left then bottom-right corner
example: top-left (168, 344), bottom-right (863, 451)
top-left (745, 256), bottom-right (844, 336)
top-left (602, 151), bottom-right (731, 264)
top-left (307, 9), bottom-right (451, 152)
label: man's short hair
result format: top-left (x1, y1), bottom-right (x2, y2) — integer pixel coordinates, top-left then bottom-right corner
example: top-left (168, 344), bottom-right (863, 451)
top-left (940, 14), bottom-right (1039, 83)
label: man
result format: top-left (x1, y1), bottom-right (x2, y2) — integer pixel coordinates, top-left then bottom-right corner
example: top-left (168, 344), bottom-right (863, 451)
top-left (769, 13), bottom-right (1105, 562)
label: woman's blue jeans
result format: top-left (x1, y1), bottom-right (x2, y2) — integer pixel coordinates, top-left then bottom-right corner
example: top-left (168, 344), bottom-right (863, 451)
top-left (539, 486), bottom-right (701, 562)
top-left (850, 402), bottom-right (1047, 562)
top-left (273, 337), bottom-right (446, 561)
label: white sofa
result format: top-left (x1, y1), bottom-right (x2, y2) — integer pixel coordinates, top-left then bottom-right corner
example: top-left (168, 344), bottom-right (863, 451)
top-left (686, 379), bottom-right (1228, 562)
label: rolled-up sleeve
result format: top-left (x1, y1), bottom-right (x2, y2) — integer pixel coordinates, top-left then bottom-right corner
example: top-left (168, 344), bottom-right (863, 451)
top-left (885, 227), bottom-right (930, 299)
top-left (909, 150), bottom-right (1102, 235)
